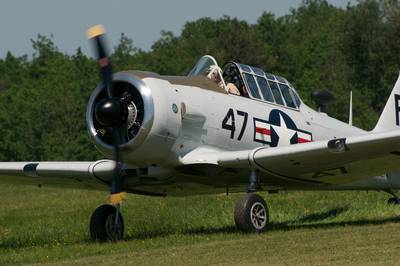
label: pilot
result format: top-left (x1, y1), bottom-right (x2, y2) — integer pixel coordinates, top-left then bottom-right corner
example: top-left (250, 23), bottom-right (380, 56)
top-left (208, 66), bottom-right (243, 96)
top-left (207, 65), bottom-right (224, 89)
top-left (226, 83), bottom-right (240, 95)
top-left (239, 85), bottom-right (249, 98)
top-left (225, 74), bottom-right (242, 96)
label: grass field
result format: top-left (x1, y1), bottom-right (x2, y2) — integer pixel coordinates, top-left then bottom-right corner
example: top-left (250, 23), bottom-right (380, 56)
top-left (1, 182), bottom-right (400, 265)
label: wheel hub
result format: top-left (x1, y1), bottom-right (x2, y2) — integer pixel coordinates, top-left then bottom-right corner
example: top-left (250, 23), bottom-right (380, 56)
top-left (250, 202), bottom-right (267, 229)
top-left (105, 213), bottom-right (123, 241)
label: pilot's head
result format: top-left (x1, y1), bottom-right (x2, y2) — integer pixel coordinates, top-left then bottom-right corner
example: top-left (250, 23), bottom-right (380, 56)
top-left (207, 65), bottom-right (222, 82)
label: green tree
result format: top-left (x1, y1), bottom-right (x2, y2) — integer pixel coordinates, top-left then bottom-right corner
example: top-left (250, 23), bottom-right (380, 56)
top-left (1, 0), bottom-right (399, 161)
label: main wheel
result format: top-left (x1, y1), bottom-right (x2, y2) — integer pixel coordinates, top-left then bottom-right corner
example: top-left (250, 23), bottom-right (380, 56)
top-left (234, 193), bottom-right (269, 232)
top-left (90, 204), bottom-right (124, 241)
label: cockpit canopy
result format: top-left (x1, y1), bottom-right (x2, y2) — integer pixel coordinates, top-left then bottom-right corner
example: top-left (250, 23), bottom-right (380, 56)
top-left (188, 55), bottom-right (219, 77)
top-left (188, 55), bottom-right (302, 110)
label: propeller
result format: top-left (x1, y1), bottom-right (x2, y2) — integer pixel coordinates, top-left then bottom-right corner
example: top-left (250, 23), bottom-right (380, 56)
top-left (87, 25), bottom-right (128, 205)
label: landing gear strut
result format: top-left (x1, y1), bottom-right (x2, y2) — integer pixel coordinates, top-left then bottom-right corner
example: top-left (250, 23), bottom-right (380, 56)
top-left (90, 204), bottom-right (124, 241)
top-left (385, 190), bottom-right (400, 205)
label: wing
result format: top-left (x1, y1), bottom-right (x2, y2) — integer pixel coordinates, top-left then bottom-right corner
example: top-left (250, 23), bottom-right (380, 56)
top-left (180, 130), bottom-right (400, 186)
top-left (0, 160), bottom-right (115, 190)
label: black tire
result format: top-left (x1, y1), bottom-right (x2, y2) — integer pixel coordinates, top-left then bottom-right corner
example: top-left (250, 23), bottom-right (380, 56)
top-left (387, 197), bottom-right (400, 205)
top-left (234, 193), bottom-right (269, 232)
top-left (90, 204), bottom-right (124, 241)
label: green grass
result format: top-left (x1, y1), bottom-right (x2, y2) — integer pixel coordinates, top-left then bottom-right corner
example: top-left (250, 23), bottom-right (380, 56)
top-left (0, 181), bottom-right (400, 265)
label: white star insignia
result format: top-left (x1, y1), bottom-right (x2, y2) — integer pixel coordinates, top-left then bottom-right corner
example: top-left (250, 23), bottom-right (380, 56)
top-left (271, 114), bottom-right (297, 146)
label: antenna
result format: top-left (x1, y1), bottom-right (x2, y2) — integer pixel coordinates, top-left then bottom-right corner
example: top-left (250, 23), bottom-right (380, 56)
top-left (349, 91), bottom-right (353, 126)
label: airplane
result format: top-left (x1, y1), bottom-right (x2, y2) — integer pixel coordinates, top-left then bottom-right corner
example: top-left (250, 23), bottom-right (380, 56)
top-left (1, 24), bottom-right (400, 242)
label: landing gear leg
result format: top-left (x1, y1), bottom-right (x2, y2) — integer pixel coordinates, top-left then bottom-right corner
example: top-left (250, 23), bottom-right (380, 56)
top-left (90, 204), bottom-right (124, 241)
top-left (385, 189), bottom-right (400, 205)
top-left (247, 169), bottom-right (261, 192)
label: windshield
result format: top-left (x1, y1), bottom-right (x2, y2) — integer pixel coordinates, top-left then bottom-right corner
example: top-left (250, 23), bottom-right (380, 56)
top-left (188, 55), bottom-right (219, 76)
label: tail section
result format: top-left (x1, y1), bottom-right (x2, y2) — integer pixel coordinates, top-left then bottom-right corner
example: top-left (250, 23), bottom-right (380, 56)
top-left (373, 73), bottom-right (400, 132)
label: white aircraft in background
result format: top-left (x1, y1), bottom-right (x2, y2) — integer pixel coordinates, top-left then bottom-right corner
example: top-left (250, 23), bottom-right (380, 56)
top-left (1, 25), bottom-right (400, 241)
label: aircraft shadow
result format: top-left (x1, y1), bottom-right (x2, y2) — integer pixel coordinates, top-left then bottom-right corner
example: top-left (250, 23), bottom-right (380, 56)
top-left (295, 206), bottom-right (349, 223)
top-left (183, 206), bottom-right (400, 236)
top-left (123, 207), bottom-right (400, 240)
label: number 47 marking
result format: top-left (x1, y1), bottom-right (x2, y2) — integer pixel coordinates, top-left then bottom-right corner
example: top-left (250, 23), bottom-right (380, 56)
top-left (222, 108), bottom-right (248, 140)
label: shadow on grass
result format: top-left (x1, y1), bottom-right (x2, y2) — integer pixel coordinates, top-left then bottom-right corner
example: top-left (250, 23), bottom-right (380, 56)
top-left (183, 211), bottom-right (400, 236)
top-left (2, 210), bottom-right (400, 249)
top-left (270, 216), bottom-right (400, 231)
top-left (124, 207), bottom-right (354, 240)
top-left (296, 206), bottom-right (349, 223)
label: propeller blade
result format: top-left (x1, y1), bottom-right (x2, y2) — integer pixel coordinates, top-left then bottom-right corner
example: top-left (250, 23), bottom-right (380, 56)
top-left (107, 128), bottom-right (125, 204)
top-left (87, 24), bottom-right (114, 99)
top-left (111, 128), bottom-right (122, 194)
top-left (87, 25), bottom-right (126, 203)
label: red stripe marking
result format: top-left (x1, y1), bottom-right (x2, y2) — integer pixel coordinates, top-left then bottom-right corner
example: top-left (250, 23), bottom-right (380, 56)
top-left (255, 127), bottom-right (271, 135)
top-left (298, 138), bottom-right (311, 143)
top-left (99, 57), bottom-right (109, 68)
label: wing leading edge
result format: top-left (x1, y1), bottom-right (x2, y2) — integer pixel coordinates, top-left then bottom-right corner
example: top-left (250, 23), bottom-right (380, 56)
top-left (0, 160), bottom-right (115, 190)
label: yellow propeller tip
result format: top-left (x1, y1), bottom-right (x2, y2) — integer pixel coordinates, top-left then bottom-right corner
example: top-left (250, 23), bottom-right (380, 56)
top-left (87, 24), bottom-right (105, 39)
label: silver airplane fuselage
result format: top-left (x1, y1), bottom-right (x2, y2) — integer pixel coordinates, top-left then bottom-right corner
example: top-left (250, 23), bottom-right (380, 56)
top-left (86, 71), bottom-right (398, 196)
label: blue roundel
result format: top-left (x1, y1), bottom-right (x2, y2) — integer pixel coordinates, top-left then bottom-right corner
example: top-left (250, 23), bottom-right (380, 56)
top-left (253, 109), bottom-right (312, 147)
top-left (268, 110), bottom-right (299, 147)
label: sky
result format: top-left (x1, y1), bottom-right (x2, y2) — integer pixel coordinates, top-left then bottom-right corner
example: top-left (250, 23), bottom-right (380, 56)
top-left (0, 0), bottom-right (356, 58)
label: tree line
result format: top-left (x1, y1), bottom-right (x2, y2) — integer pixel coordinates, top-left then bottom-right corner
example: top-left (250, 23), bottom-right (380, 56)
top-left (0, 0), bottom-right (399, 161)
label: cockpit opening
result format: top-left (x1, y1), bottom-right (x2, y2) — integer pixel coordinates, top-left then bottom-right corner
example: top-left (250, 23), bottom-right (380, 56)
top-left (188, 55), bottom-right (302, 110)
top-left (221, 62), bottom-right (248, 97)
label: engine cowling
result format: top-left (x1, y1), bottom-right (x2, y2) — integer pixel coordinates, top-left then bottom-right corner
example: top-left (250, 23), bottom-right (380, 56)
top-left (86, 72), bottom-right (154, 158)
top-left (86, 72), bottom-right (183, 166)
